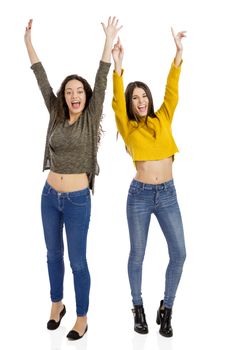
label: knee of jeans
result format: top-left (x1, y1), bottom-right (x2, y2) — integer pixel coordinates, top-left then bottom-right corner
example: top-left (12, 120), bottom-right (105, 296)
top-left (129, 251), bottom-right (145, 265)
top-left (70, 258), bottom-right (88, 273)
top-left (171, 248), bottom-right (186, 265)
top-left (47, 249), bottom-right (64, 262)
top-left (180, 247), bottom-right (187, 263)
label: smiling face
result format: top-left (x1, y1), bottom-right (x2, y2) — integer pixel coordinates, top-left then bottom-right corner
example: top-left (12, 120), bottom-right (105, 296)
top-left (131, 87), bottom-right (149, 118)
top-left (64, 79), bottom-right (86, 118)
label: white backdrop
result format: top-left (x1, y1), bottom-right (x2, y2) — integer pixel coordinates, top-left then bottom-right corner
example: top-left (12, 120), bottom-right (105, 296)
top-left (1, 0), bottom-right (233, 349)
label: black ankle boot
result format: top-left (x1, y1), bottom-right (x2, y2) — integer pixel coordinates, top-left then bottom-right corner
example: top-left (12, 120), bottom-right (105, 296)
top-left (132, 305), bottom-right (148, 334)
top-left (156, 300), bottom-right (173, 337)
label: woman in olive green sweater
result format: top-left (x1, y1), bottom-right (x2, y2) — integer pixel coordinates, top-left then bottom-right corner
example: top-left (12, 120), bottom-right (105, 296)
top-left (112, 29), bottom-right (186, 337)
top-left (25, 17), bottom-right (122, 340)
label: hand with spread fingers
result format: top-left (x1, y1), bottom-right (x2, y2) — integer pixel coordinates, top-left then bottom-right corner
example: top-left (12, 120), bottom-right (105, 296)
top-left (101, 16), bottom-right (123, 63)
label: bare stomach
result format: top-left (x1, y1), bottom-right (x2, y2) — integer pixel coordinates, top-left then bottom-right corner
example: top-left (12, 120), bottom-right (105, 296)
top-left (47, 171), bottom-right (89, 192)
top-left (135, 157), bottom-right (173, 184)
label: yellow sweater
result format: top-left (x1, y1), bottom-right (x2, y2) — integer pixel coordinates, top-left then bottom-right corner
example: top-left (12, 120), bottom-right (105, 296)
top-left (112, 62), bottom-right (182, 161)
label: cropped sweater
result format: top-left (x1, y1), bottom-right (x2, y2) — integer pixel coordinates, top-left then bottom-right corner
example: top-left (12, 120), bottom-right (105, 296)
top-left (112, 61), bottom-right (182, 161)
top-left (31, 60), bottom-right (111, 192)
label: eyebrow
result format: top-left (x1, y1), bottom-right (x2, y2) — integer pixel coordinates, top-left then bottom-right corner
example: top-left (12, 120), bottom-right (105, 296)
top-left (132, 93), bottom-right (147, 98)
top-left (65, 87), bottom-right (84, 91)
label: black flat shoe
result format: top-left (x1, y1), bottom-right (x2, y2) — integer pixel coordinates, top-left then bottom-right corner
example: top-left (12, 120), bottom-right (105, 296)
top-left (47, 305), bottom-right (66, 330)
top-left (132, 305), bottom-right (148, 334)
top-left (67, 325), bottom-right (88, 340)
top-left (156, 300), bottom-right (173, 337)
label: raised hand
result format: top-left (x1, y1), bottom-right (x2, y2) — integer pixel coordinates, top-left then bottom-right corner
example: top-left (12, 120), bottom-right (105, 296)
top-left (171, 28), bottom-right (186, 67)
top-left (112, 37), bottom-right (124, 63)
top-left (171, 27), bottom-right (186, 52)
top-left (24, 19), bottom-right (33, 44)
top-left (24, 18), bottom-right (40, 65)
top-left (112, 37), bottom-right (124, 75)
top-left (101, 16), bottom-right (123, 43)
top-left (101, 17), bottom-right (123, 63)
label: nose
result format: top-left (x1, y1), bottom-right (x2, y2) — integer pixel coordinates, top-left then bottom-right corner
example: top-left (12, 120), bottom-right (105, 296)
top-left (138, 96), bottom-right (144, 104)
top-left (72, 92), bottom-right (78, 99)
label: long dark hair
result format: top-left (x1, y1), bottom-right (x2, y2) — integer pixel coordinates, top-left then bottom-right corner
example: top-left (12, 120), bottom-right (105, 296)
top-left (55, 75), bottom-right (104, 147)
top-left (125, 81), bottom-right (159, 137)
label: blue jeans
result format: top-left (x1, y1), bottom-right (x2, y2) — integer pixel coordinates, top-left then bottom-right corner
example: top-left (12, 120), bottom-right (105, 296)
top-left (127, 179), bottom-right (186, 309)
top-left (41, 181), bottom-right (91, 316)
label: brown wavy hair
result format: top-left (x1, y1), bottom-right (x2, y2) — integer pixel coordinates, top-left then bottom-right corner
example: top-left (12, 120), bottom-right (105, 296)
top-left (55, 74), bottom-right (92, 121)
top-left (55, 75), bottom-right (104, 146)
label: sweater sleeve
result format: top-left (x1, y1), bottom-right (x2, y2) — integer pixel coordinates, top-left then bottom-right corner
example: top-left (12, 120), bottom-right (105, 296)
top-left (155, 61), bottom-right (182, 123)
top-left (87, 60), bottom-right (111, 123)
top-left (31, 62), bottom-right (57, 114)
top-left (112, 70), bottom-right (129, 140)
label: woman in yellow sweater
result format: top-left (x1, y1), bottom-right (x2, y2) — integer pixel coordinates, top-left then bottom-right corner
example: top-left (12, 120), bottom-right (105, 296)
top-left (112, 29), bottom-right (186, 337)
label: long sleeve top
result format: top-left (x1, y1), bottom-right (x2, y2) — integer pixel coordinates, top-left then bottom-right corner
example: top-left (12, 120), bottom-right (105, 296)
top-left (31, 60), bottom-right (111, 192)
top-left (112, 61), bottom-right (182, 161)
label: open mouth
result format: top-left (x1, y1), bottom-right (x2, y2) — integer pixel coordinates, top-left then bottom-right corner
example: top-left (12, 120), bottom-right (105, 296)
top-left (138, 105), bottom-right (147, 113)
top-left (71, 101), bottom-right (81, 109)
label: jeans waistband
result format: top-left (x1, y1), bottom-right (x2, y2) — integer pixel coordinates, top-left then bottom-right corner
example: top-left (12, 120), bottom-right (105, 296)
top-left (44, 181), bottom-right (90, 197)
top-left (131, 178), bottom-right (174, 191)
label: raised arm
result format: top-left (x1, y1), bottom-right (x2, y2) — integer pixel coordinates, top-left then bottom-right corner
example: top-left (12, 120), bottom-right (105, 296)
top-left (156, 28), bottom-right (186, 122)
top-left (101, 16), bottom-right (123, 63)
top-left (112, 38), bottom-right (129, 140)
top-left (24, 19), bottom-right (40, 65)
top-left (24, 19), bottom-right (56, 113)
top-left (84, 17), bottom-right (122, 121)
top-left (171, 27), bottom-right (186, 67)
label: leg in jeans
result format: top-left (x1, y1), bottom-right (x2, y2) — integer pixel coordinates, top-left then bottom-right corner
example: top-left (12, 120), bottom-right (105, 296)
top-left (155, 181), bottom-right (186, 309)
top-left (127, 182), bottom-right (153, 306)
top-left (63, 188), bottom-right (91, 316)
top-left (41, 183), bottom-right (64, 302)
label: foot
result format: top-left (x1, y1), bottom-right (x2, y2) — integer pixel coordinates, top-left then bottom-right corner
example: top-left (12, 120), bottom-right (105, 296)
top-left (49, 301), bottom-right (65, 322)
top-left (156, 300), bottom-right (173, 337)
top-left (67, 316), bottom-right (88, 340)
top-left (47, 302), bottom-right (66, 330)
top-left (71, 316), bottom-right (87, 336)
top-left (132, 305), bottom-right (148, 334)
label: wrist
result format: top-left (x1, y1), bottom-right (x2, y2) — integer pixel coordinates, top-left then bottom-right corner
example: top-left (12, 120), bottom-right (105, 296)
top-left (25, 38), bottom-right (32, 45)
top-left (115, 63), bottom-right (122, 74)
top-left (105, 36), bottom-right (114, 45)
top-left (115, 61), bottom-right (122, 68)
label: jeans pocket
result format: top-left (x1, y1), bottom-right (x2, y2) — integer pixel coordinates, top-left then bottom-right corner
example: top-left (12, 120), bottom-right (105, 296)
top-left (160, 185), bottom-right (177, 207)
top-left (67, 193), bottom-right (90, 207)
top-left (128, 185), bottom-right (143, 195)
top-left (167, 185), bottom-right (177, 197)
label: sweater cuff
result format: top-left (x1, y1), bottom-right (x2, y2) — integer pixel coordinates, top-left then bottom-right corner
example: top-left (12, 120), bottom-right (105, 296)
top-left (172, 59), bottom-right (183, 69)
top-left (31, 61), bottom-right (43, 71)
top-left (99, 60), bottom-right (111, 72)
top-left (113, 68), bottom-right (124, 78)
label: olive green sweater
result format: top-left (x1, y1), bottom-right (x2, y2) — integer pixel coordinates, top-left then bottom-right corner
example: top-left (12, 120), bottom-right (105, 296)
top-left (31, 60), bottom-right (111, 192)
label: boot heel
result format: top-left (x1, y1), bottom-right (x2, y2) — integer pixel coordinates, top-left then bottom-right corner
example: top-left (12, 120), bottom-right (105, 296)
top-left (156, 300), bottom-right (173, 337)
top-left (156, 299), bottom-right (163, 325)
top-left (156, 310), bottom-right (161, 325)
